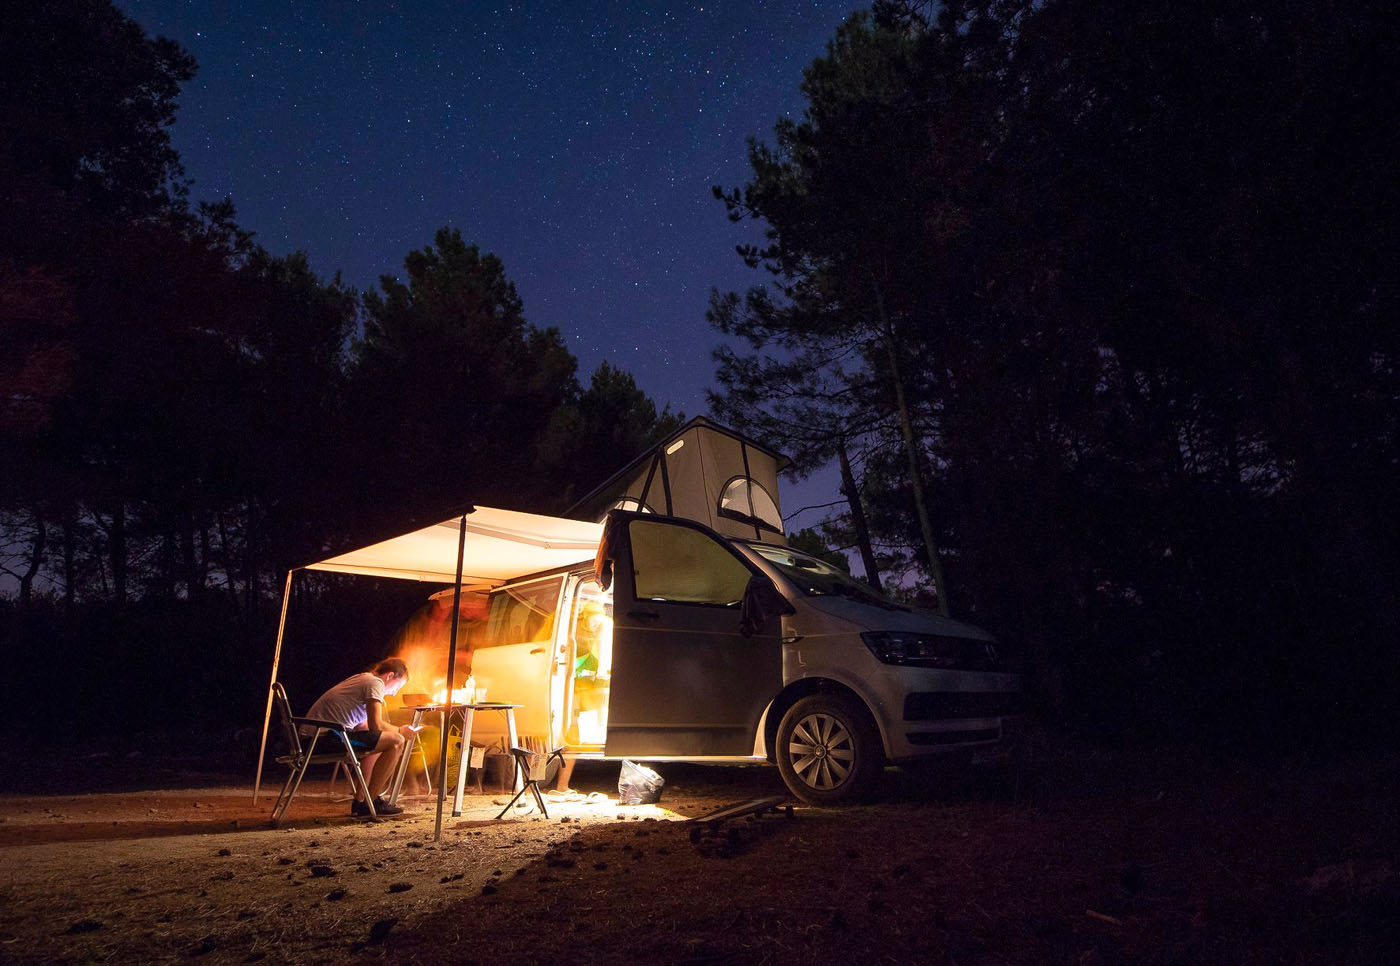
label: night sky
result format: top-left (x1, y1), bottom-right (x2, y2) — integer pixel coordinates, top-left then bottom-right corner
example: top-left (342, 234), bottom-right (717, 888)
top-left (116, 0), bottom-right (863, 525)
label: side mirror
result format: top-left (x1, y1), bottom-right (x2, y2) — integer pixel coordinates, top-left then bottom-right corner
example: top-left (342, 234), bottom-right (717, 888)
top-left (739, 575), bottom-right (795, 637)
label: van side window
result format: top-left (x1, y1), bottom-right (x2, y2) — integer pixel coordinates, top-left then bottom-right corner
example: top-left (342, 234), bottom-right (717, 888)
top-left (629, 519), bottom-right (752, 605)
top-left (485, 578), bottom-right (562, 646)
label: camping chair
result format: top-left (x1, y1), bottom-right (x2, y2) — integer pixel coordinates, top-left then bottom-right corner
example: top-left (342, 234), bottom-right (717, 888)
top-left (329, 736), bottom-right (432, 801)
top-left (495, 746), bottom-right (565, 819)
top-left (269, 683), bottom-right (377, 825)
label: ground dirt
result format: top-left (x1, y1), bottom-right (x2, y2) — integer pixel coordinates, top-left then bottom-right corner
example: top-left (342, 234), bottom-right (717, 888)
top-left (1, 739), bottom-right (1396, 964)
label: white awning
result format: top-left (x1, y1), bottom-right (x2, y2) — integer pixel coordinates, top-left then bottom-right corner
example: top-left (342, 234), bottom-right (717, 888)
top-left (305, 506), bottom-right (602, 584)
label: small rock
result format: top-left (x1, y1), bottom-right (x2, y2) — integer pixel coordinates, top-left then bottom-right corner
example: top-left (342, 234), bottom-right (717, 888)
top-left (326, 889), bottom-right (347, 901)
top-left (276, 857), bottom-right (293, 866)
top-left (481, 884), bottom-right (497, 895)
top-left (308, 865), bottom-right (336, 878)
top-left (217, 848), bottom-right (232, 857)
top-left (368, 918), bottom-right (397, 944)
top-left (387, 882), bottom-right (413, 894)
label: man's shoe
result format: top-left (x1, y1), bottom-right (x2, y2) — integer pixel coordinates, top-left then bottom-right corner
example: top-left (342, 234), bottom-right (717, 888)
top-left (350, 797), bottom-right (403, 817)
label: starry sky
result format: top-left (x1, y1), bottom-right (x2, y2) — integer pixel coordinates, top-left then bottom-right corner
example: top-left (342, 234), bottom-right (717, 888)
top-left (115, 0), bottom-right (862, 526)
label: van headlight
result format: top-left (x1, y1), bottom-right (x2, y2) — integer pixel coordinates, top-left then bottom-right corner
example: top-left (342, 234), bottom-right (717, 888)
top-left (861, 631), bottom-right (997, 669)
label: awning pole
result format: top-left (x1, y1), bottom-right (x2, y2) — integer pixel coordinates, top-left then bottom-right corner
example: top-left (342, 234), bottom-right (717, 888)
top-left (253, 569), bottom-right (296, 802)
top-left (434, 513), bottom-right (470, 841)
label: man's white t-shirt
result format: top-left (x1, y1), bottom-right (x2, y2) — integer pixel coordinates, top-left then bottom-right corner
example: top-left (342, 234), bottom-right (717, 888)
top-left (302, 672), bottom-right (385, 735)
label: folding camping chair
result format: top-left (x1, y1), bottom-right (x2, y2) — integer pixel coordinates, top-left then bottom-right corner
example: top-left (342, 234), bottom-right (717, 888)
top-left (269, 682), bottom-right (377, 825)
top-left (495, 746), bottom-right (565, 819)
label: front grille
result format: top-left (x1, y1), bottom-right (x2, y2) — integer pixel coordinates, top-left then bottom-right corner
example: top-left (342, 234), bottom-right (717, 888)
top-left (906, 728), bottom-right (1001, 746)
top-left (903, 691), bottom-right (1025, 721)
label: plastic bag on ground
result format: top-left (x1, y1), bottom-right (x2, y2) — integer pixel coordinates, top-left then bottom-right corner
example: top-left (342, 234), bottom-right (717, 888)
top-left (617, 759), bottom-right (665, 805)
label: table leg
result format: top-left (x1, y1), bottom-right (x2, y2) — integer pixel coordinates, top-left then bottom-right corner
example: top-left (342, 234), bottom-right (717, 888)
top-left (387, 707), bottom-right (426, 806)
top-left (452, 707), bottom-right (476, 817)
top-left (505, 709), bottom-right (521, 793)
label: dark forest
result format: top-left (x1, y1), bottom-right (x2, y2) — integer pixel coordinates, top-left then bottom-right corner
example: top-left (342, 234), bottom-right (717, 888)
top-left (2, 0), bottom-right (1395, 753)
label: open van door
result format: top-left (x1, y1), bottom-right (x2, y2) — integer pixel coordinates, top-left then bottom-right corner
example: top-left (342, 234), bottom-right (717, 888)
top-left (601, 511), bottom-right (786, 757)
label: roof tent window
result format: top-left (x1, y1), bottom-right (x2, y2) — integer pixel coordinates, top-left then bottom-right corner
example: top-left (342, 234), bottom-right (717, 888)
top-left (717, 477), bottom-right (783, 534)
top-left (609, 498), bottom-right (655, 515)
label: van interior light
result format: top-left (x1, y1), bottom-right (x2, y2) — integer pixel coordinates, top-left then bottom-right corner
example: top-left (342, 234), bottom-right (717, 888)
top-left (665, 439), bottom-right (686, 454)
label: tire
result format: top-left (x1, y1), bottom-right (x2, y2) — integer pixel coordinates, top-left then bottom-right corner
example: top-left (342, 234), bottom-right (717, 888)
top-left (775, 693), bottom-right (883, 805)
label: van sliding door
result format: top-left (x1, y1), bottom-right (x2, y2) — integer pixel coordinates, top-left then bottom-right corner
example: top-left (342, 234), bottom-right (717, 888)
top-left (604, 513), bottom-right (782, 757)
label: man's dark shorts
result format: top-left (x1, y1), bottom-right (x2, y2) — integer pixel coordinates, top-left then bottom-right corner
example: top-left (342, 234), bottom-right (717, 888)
top-left (342, 729), bottom-right (382, 753)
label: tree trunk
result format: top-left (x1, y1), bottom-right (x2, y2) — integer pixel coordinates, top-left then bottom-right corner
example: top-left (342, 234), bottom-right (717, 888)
top-left (109, 504), bottom-right (127, 604)
top-left (243, 500), bottom-right (258, 616)
top-left (215, 510), bottom-right (242, 616)
top-left (62, 515), bottom-right (77, 613)
top-left (874, 285), bottom-right (949, 615)
top-left (181, 514), bottom-right (202, 602)
top-left (836, 438), bottom-right (882, 593)
top-left (17, 509), bottom-right (45, 608)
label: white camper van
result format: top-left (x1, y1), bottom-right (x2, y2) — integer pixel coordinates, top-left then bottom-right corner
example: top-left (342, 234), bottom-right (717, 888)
top-left (464, 507), bottom-right (1024, 804)
top-left (280, 418), bottom-right (1023, 806)
top-left (438, 418), bottom-right (1022, 804)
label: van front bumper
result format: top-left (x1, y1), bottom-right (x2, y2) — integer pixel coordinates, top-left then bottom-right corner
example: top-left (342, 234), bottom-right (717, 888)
top-left (888, 690), bottom-right (1026, 761)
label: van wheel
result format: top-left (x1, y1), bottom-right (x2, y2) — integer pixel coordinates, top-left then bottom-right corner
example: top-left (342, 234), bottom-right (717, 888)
top-left (776, 694), bottom-right (883, 805)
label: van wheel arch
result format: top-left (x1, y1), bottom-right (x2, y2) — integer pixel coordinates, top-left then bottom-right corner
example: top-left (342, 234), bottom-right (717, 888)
top-left (774, 691), bottom-right (884, 804)
top-left (764, 679), bottom-right (885, 762)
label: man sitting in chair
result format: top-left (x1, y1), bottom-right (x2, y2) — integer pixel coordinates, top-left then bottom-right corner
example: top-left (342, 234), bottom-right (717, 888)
top-left (304, 657), bottom-right (417, 817)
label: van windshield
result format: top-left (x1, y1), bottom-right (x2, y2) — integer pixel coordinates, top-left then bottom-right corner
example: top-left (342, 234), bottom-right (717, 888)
top-left (746, 544), bottom-right (903, 610)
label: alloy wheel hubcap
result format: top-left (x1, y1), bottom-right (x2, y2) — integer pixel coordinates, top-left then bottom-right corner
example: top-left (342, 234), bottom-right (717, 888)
top-left (788, 712), bottom-right (856, 790)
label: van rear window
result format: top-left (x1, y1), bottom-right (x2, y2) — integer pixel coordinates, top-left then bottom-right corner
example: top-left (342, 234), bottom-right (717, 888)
top-left (484, 578), bottom-right (562, 646)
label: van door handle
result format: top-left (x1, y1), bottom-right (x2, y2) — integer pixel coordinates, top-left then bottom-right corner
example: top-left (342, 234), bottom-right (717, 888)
top-left (627, 609), bottom-right (661, 621)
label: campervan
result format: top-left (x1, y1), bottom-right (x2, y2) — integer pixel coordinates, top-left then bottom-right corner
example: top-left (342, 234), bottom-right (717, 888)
top-left (277, 418), bottom-right (1024, 806)
top-left (460, 508), bottom-right (1024, 804)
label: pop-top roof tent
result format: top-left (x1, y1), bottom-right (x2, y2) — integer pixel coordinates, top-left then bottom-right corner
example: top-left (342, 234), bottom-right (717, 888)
top-left (566, 416), bottom-right (792, 544)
